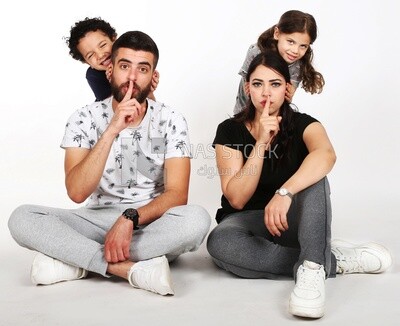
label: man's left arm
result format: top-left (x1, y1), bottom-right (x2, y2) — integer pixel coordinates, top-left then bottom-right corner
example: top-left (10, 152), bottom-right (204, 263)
top-left (104, 157), bottom-right (190, 263)
top-left (136, 156), bottom-right (190, 223)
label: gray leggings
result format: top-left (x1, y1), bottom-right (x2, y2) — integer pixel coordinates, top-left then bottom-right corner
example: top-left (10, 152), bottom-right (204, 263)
top-left (207, 178), bottom-right (336, 279)
top-left (8, 204), bottom-right (211, 277)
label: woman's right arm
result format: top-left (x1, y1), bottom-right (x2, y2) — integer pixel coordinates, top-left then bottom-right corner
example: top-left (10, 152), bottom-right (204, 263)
top-left (215, 142), bottom-right (266, 210)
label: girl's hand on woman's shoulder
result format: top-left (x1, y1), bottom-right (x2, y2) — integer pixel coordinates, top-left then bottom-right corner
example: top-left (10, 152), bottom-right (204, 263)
top-left (285, 83), bottom-right (296, 103)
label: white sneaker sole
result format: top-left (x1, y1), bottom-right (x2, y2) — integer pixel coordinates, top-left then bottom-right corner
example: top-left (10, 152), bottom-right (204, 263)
top-left (289, 300), bottom-right (325, 318)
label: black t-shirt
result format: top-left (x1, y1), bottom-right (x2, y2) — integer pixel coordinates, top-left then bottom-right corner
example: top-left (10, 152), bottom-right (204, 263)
top-left (86, 67), bottom-right (111, 101)
top-left (213, 112), bottom-right (318, 222)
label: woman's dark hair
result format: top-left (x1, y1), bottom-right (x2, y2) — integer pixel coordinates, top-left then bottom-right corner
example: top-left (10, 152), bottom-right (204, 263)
top-left (235, 51), bottom-right (295, 162)
top-left (257, 10), bottom-right (324, 94)
top-left (66, 17), bottom-right (117, 63)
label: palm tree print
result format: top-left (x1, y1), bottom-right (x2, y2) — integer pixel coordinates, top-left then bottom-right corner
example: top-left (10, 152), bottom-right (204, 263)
top-left (126, 179), bottom-right (137, 189)
top-left (131, 130), bottom-right (142, 144)
top-left (175, 140), bottom-right (187, 155)
top-left (101, 112), bottom-right (109, 123)
top-left (73, 134), bottom-right (84, 147)
top-left (115, 153), bottom-right (124, 169)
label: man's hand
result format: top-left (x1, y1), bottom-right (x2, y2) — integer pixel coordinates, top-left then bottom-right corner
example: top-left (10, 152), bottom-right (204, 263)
top-left (104, 216), bottom-right (133, 263)
top-left (108, 81), bottom-right (146, 134)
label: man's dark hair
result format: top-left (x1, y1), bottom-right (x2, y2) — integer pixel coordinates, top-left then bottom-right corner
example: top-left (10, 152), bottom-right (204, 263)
top-left (66, 17), bottom-right (117, 62)
top-left (112, 31), bottom-right (159, 68)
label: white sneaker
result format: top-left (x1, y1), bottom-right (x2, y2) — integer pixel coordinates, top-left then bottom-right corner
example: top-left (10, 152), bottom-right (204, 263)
top-left (128, 256), bottom-right (174, 296)
top-left (331, 239), bottom-right (392, 274)
top-left (31, 252), bottom-right (88, 285)
top-left (289, 260), bottom-right (325, 318)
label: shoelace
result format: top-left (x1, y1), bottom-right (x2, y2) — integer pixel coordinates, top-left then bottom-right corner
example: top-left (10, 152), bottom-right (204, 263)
top-left (297, 267), bottom-right (323, 290)
top-left (335, 255), bottom-right (363, 274)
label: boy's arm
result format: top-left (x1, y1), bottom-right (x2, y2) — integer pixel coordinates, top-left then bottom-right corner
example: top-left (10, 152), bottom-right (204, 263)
top-left (86, 67), bottom-right (112, 101)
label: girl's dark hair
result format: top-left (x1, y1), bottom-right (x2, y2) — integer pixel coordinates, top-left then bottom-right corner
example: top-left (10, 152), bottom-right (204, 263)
top-left (66, 17), bottom-right (117, 63)
top-left (257, 10), bottom-right (324, 94)
top-left (234, 51), bottom-right (295, 162)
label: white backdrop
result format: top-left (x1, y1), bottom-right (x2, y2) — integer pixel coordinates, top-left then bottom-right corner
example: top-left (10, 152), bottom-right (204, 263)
top-left (0, 0), bottom-right (399, 248)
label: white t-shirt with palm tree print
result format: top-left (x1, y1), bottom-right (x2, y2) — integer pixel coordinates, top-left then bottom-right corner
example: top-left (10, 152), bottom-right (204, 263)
top-left (61, 98), bottom-right (191, 207)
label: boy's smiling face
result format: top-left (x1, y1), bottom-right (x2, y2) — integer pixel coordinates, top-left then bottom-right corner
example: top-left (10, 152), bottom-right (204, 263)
top-left (77, 30), bottom-right (115, 71)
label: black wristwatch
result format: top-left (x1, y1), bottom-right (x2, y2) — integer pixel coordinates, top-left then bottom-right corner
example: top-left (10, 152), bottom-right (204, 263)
top-left (122, 208), bottom-right (140, 230)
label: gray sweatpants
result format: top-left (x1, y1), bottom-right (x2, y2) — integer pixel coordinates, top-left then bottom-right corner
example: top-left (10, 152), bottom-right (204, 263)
top-left (207, 178), bottom-right (336, 279)
top-left (8, 204), bottom-right (211, 277)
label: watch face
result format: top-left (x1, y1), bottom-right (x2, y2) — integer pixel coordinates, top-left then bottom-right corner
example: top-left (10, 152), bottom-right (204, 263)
top-left (124, 208), bottom-right (137, 218)
top-left (279, 188), bottom-right (288, 195)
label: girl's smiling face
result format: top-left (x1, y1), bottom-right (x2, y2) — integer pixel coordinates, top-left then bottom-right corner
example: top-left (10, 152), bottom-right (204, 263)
top-left (274, 28), bottom-right (311, 64)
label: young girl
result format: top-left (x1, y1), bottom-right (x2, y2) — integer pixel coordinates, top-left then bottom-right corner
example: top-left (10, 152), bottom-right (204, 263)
top-left (66, 17), bottom-right (159, 101)
top-left (208, 51), bottom-right (392, 318)
top-left (233, 10), bottom-right (324, 114)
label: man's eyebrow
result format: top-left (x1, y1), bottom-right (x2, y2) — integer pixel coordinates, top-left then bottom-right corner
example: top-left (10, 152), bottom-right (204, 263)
top-left (117, 58), bottom-right (151, 67)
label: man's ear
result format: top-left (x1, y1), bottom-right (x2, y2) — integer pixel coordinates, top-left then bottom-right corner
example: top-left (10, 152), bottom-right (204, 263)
top-left (273, 26), bottom-right (280, 40)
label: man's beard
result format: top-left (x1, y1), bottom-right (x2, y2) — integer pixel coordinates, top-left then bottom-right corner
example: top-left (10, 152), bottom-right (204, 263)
top-left (111, 79), bottom-right (152, 103)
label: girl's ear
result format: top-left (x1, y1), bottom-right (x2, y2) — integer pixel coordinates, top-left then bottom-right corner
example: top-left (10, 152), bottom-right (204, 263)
top-left (273, 26), bottom-right (280, 40)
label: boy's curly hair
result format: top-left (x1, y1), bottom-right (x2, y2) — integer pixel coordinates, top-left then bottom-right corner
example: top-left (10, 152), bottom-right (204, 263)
top-left (65, 17), bottom-right (117, 63)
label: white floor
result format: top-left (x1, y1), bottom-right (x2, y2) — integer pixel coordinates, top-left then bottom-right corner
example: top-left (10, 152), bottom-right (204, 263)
top-left (1, 214), bottom-right (399, 326)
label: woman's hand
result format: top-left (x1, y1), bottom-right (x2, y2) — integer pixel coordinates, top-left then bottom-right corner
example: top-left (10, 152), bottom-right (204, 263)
top-left (258, 96), bottom-right (282, 145)
top-left (264, 194), bottom-right (292, 237)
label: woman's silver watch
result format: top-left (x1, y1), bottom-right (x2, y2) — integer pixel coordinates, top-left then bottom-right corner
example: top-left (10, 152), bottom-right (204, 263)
top-left (275, 188), bottom-right (293, 199)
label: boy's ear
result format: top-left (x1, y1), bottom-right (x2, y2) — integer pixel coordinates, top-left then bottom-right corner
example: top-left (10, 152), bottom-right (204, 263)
top-left (273, 26), bottom-right (280, 40)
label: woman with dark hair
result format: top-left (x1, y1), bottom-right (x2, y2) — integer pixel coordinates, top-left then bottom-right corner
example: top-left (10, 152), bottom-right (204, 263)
top-left (234, 10), bottom-right (325, 114)
top-left (208, 51), bottom-right (392, 318)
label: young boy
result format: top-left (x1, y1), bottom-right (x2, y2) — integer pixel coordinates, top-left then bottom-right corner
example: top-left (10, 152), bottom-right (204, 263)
top-left (66, 17), bottom-right (159, 101)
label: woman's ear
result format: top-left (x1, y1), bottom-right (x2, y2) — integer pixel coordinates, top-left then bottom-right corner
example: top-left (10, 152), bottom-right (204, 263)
top-left (273, 26), bottom-right (280, 40)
